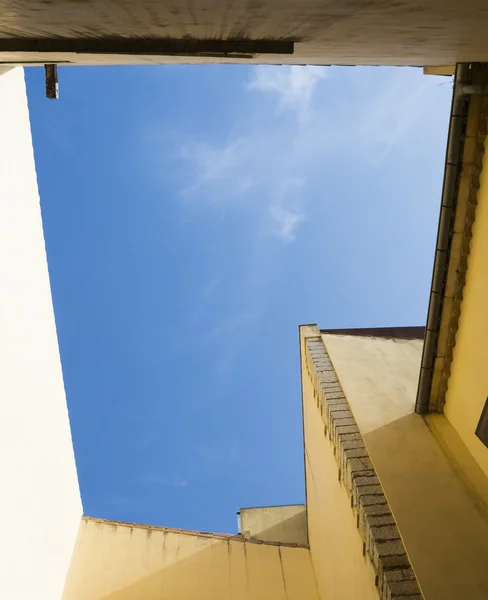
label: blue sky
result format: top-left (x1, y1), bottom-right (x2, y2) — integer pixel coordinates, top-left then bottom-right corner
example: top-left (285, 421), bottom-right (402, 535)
top-left (26, 64), bottom-right (451, 534)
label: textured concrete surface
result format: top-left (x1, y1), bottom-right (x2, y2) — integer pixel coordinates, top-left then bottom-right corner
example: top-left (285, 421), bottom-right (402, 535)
top-left (2, 0), bottom-right (488, 65)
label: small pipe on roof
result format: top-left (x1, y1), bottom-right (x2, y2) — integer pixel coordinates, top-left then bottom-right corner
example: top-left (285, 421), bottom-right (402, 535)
top-left (415, 63), bottom-right (471, 414)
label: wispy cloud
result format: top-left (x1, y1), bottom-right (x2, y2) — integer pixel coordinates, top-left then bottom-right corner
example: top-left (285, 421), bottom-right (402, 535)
top-left (176, 67), bottom-right (446, 222)
top-left (269, 205), bottom-right (304, 241)
top-left (267, 176), bottom-right (306, 241)
top-left (154, 65), bottom-right (451, 375)
top-left (248, 65), bottom-right (328, 121)
top-left (176, 130), bottom-right (309, 240)
top-left (176, 127), bottom-right (309, 370)
top-left (353, 71), bottom-right (448, 164)
top-left (179, 139), bottom-right (254, 205)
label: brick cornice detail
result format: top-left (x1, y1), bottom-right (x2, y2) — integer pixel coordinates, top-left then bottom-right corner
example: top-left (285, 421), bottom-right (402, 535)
top-left (305, 336), bottom-right (424, 600)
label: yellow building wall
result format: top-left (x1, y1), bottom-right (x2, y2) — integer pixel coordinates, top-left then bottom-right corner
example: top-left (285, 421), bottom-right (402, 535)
top-left (62, 518), bottom-right (320, 600)
top-left (320, 331), bottom-right (488, 598)
top-left (365, 413), bottom-right (488, 600)
top-left (301, 335), bottom-right (379, 600)
top-left (444, 141), bottom-right (488, 479)
top-left (239, 505), bottom-right (308, 545)
top-left (322, 334), bottom-right (422, 434)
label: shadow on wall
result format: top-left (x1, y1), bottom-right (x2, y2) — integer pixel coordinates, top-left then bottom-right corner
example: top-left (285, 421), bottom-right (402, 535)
top-left (364, 412), bottom-right (488, 600)
top-left (239, 505), bottom-right (308, 546)
top-left (243, 511), bottom-right (308, 546)
top-left (62, 520), bottom-right (318, 600)
top-left (98, 541), bottom-right (245, 600)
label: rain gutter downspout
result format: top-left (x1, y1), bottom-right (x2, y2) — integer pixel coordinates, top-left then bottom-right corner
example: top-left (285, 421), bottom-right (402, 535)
top-left (415, 63), bottom-right (471, 414)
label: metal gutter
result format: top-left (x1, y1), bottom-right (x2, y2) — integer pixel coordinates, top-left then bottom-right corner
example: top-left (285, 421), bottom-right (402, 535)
top-left (415, 63), bottom-right (471, 414)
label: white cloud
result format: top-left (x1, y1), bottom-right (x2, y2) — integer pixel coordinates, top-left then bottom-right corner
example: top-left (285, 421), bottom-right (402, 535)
top-left (171, 67), bottom-right (452, 250)
top-left (268, 177), bottom-right (306, 241)
top-left (178, 139), bottom-right (257, 216)
top-left (153, 65), bottom-right (452, 374)
top-left (178, 134), bottom-right (308, 242)
top-left (249, 65), bottom-right (328, 120)
top-left (177, 135), bottom-right (308, 240)
top-left (269, 205), bottom-right (304, 241)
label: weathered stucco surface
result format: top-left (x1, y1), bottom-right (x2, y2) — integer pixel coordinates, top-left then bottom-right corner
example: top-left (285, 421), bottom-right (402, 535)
top-left (2, 0), bottom-right (488, 65)
top-left (239, 505), bottom-right (308, 546)
top-left (62, 518), bottom-right (320, 600)
top-left (0, 67), bottom-right (82, 599)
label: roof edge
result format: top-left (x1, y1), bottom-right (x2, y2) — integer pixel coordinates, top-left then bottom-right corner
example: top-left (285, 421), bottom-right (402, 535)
top-left (81, 516), bottom-right (309, 549)
top-left (238, 503), bottom-right (305, 512)
top-left (321, 326), bottom-right (425, 340)
top-left (416, 63), bottom-right (488, 414)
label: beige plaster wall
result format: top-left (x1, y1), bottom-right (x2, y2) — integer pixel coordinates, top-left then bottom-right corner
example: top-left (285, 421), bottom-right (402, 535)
top-left (301, 333), bottom-right (379, 600)
top-left (62, 518), bottom-right (320, 600)
top-left (239, 505), bottom-right (308, 545)
top-left (0, 67), bottom-right (82, 599)
top-left (322, 334), bottom-right (422, 434)
top-left (443, 139), bottom-right (488, 479)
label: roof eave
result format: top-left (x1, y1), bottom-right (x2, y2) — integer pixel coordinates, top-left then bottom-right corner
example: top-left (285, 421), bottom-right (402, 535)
top-left (416, 63), bottom-right (488, 414)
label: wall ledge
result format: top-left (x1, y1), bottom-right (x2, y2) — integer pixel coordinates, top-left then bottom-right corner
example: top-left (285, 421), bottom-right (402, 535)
top-left (81, 516), bottom-right (310, 549)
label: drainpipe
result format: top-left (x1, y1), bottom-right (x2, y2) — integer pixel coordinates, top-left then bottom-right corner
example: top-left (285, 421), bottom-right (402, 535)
top-left (415, 63), bottom-right (471, 414)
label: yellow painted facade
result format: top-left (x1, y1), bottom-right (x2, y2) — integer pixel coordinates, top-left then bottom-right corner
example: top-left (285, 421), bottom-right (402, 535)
top-left (239, 505), bottom-right (308, 545)
top-left (322, 331), bottom-right (488, 599)
top-left (62, 519), bottom-right (319, 600)
top-left (322, 334), bottom-right (422, 434)
top-left (365, 413), bottom-right (488, 600)
top-left (301, 330), bottom-right (379, 600)
top-left (443, 138), bottom-right (488, 480)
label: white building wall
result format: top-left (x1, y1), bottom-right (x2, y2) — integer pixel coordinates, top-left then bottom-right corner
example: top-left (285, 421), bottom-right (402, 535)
top-left (0, 68), bottom-right (82, 599)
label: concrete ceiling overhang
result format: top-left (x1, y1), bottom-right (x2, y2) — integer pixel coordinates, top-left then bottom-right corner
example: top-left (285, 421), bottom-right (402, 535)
top-left (2, 0), bottom-right (488, 66)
